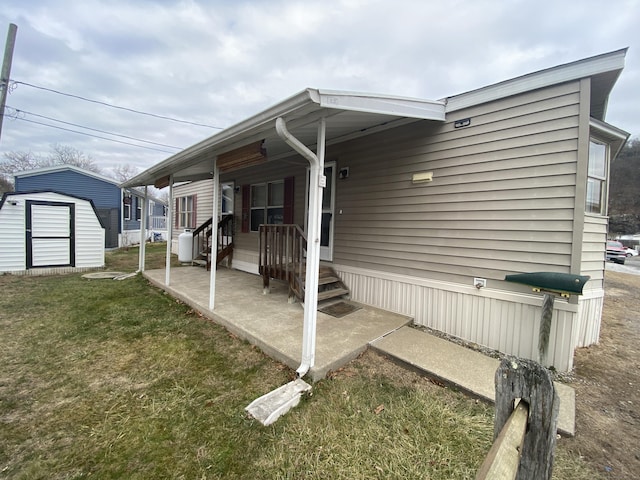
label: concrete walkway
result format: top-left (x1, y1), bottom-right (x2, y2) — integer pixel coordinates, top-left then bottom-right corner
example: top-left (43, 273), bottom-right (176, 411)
top-left (371, 325), bottom-right (575, 436)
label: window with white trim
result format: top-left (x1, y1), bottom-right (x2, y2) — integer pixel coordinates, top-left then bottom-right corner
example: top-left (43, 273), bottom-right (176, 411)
top-left (586, 139), bottom-right (608, 215)
top-left (177, 195), bottom-right (194, 228)
top-left (250, 181), bottom-right (284, 231)
top-left (124, 198), bottom-right (131, 221)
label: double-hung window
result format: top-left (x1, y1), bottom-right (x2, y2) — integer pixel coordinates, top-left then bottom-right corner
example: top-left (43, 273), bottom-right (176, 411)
top-left (250, 181), bottom-right (284, 231)
top-left (586, 139), bottom-right (608, 215)
top-left (124, 197), bottom-right (132, 220)
top-left (177, 195), bottom-right (195, 228)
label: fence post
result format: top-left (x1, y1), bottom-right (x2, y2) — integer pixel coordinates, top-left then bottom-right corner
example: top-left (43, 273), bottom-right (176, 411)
top-left (494, 356), bottom-right (559, 480)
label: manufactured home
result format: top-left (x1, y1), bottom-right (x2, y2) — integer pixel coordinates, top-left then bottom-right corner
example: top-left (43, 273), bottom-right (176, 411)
top-left (0, 191), bottom-right (105, 274)
top-left (125, 49), bottom-right (629, 373)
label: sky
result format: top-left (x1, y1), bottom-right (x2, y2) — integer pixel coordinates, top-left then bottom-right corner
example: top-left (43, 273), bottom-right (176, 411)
top-left (0, 0), bottom-right (638, 179)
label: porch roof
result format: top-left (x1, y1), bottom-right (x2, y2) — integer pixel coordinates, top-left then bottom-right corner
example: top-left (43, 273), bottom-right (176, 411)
top-left (122, 89), bottom-right (446, 187)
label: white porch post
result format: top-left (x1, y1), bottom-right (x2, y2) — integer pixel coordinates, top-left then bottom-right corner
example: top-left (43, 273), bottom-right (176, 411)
top-left (165, 175), bottom-right (174, 286)
top-left (209, 165), bottom-right (219, 311)
top-left (138, 186), bottom-right (148, 272)
top-left (275, 116), bottom-right (325, 377)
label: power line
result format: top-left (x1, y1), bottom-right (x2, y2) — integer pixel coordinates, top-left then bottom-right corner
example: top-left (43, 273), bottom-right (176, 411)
top-left (10, 80), bottom-right (224, 130)
top-left (12, 116), bottom-right (177, 154)
top-left (6, 105), bottom-right (182, 150)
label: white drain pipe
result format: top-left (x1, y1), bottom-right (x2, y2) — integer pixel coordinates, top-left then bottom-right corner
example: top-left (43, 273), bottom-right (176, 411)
top-left (275, 116), bottom-right (326, 378)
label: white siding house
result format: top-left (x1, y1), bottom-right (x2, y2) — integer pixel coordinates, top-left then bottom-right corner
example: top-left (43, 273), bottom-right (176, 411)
top-left (0, 192), bottom-right (105, 274)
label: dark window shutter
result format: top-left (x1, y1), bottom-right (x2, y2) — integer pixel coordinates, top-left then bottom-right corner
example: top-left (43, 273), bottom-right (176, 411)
top-left (284, 176), bottom-right (294, 224)
top-left (175, 198), bottom-right (179, 228)
top-left (241, 184), bottom-right (250, 233)
top-left (192, 195), bottom-right (197, 228)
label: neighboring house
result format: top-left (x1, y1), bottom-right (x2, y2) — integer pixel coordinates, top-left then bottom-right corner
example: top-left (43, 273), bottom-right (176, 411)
top-left (13, 165), bottom-right (167, 248)
top-left (125, 49), bottom-right (629, 372)
top-left (0, 191), bottom-right (104, 274)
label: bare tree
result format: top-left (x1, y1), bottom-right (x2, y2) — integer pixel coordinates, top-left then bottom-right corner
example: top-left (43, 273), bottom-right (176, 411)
top-left (0, 144), bottom-right (102, 187)
top-left (48, 144), bottom-right (101, 173)
top-left (111, 163), bottom-right (140, 183)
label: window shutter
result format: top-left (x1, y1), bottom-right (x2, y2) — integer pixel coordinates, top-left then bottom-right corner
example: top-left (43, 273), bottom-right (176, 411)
top-left (284, 176), bottom-right (294, 224)
top-left (241, 184), bottom-right (250, 233)
top-left (175, 198), bottom-right (179, 228)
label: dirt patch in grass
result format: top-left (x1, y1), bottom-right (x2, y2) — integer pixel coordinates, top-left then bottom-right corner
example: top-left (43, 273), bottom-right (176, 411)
top-left (562, 269), bottom-right (640, 479)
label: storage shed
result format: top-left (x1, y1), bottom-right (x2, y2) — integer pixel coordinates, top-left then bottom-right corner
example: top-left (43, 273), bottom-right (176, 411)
top-left (0, 191), bottom-right (105, 274)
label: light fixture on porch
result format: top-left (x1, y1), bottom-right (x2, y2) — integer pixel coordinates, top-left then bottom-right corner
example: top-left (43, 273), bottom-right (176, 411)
top-left (217, 140), bottom-right (267, 172)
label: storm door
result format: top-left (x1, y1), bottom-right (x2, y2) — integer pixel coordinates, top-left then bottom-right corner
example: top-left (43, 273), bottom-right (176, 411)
top-left (306, 161), bottom-right (336, 261)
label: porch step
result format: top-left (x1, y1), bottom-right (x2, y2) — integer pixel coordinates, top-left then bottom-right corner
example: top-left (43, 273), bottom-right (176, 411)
top-left (318, 287), bottom-right (350, 302)
top-left (318, 275), bottom-right (341, 286)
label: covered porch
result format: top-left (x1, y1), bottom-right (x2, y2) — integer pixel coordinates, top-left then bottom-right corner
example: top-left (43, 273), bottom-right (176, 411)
top-left (143, 266), bottom-right (412, 381)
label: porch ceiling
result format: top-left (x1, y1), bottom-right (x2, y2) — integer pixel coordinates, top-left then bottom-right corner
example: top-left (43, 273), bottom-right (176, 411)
top-left (123, 89), bottom-right (446, 187)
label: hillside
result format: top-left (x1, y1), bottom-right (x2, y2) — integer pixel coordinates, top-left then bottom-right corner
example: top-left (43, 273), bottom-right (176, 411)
top-left (609, 138), bottom-right (640, 236)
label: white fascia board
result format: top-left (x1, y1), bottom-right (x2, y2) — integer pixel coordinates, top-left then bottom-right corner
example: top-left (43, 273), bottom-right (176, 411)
top-left (317, 89), bottom-right (445, 120)
top-left (123, 89), bottom-right (318, 187)
top-left (590, 117), bottom-right (630, 159)
top-left (444, 48), bottom-right (628, 113)
top-left (589, 118), bottom-right (629, 142)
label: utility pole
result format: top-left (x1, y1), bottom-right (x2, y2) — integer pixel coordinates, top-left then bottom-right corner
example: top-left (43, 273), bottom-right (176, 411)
top-left (0, 23), bottom-right (18, 142)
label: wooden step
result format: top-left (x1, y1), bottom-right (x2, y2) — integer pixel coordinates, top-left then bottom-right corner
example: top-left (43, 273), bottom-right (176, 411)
top-left (317, 275), bottom-right (341, 286)
top-left (317, 288), bottom-right (349, 302)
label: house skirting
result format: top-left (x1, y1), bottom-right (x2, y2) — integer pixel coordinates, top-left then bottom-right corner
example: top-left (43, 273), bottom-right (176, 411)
top-left (226, 249), bottom-right (602, 371)
top-left (332, 264), bottom-right (603, 372)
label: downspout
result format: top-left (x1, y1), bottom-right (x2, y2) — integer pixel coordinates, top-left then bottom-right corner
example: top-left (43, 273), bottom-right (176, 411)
top-left (165, 175), bottom-right (174, 286)
top-left (209, 165), bottom-right (219, 311)
top-left (275, 116), bottom-right (326, 378)
top-left (139, 186), bottom-right (148, 272)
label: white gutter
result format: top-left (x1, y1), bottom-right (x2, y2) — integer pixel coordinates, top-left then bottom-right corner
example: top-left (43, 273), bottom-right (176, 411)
top-left (275, 116), bottom-right (326, 378)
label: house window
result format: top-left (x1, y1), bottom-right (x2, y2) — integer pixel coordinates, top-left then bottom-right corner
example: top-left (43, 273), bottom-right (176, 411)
top-left (135, 197), bottom-right (142, 221)
top-left (586, 139), bottom-right (608, 215)
top-left (177, 195), bottom-right (195, 228)
top-left (124, 197), bottom-right (131, 221)
top-left (250, 181), bottom-right (284, 231)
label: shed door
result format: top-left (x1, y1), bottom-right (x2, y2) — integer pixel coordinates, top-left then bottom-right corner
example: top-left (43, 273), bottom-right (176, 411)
top-left (26, 200), bottom-right (75, 269)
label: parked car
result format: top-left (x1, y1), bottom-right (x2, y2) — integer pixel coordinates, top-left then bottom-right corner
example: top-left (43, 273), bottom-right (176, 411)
top-left (626, 247), bottom-right (639, 257)
top-left (606, 241), bottom-right (626, 264)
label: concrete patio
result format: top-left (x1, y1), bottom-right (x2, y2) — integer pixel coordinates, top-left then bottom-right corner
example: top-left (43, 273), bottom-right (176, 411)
top-left (142, 265), bottom-right (575, 436)
top-left (143, 266), bottom-right (412, 381)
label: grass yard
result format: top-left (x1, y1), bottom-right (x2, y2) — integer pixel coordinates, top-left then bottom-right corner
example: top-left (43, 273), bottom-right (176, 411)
top-left (0, 243), bottom-right (601, 479)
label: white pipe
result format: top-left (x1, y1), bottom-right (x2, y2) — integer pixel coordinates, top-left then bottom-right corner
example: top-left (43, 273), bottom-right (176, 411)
top-left (139, 186), bottom-right (148, 272)
top-left (209, 166), bottom-right (219, 311)
top-left (165, 175), bottom-right (174, 286)
top-left (275, 116), bottom-right (325, 378)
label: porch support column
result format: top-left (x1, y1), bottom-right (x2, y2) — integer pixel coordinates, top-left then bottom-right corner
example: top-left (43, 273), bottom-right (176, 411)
top-left (138, 186), bottom-right (148, 272)
top-left (165, 175), bottom-right (174, 286)
top-left (209, 164), bottom-right (219, 311)
top-left (275, 116), bottom-right (326, 378)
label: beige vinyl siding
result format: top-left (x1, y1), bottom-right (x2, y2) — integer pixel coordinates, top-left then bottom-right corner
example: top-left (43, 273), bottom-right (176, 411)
top-left (581, 215), bottom-right (608, 288)
top-left (330, 81), bottom-right (582, 286)
top-left (171, 179), bottom-right (215, 241)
